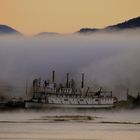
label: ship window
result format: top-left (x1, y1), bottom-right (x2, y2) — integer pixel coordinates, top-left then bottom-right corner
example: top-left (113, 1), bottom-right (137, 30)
top-left (64, 99), bottom-right (68, 101)
top-left (80, 99), bottom-right (83, 101)
top-left (95, 99), bottom-right (99, 101)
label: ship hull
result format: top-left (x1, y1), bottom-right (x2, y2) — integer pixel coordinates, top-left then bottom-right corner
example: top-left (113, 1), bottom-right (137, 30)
top-left (25, 101), bottom-right (114, 109)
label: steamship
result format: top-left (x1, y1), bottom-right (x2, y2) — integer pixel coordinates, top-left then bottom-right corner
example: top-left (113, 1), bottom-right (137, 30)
top-left (25, 71), bottom-right (117, 109)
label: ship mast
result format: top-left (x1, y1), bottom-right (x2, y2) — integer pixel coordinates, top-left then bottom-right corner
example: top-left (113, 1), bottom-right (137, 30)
top-left (25, 79), bottom-right (28, 99)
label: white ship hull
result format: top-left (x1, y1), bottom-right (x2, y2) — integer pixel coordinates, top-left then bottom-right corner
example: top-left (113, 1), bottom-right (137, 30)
top-left (25, 102), bottom-right (115, 109)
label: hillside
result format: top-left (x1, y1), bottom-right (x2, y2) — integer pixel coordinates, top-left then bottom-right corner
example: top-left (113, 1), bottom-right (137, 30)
top-left (78, 16), bottom-right (140, 34)
top-left (0, 25), bottom-right (21, 35)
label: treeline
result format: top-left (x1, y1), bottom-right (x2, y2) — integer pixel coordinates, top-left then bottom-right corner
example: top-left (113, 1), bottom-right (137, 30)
top-left (127, 93), bottom-right (140, 108)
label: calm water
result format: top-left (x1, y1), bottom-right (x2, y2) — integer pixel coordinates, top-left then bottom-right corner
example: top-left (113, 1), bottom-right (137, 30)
top-left (0, 109), bottom-right (140, 140)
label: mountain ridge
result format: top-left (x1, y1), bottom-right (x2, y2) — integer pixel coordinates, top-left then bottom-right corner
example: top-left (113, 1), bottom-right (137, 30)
top-left (35, 32), bottom-right (61, 37)
top-left (0, 24), bottom-right (22, 35)
top-left (78, 16), bottom-right (140, 34)
top-left (0, 16), bottom-right (140, 36)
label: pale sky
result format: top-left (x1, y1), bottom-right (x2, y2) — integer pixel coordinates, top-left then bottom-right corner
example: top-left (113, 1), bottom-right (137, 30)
top-left (0, 0), bottom-right (140, 35)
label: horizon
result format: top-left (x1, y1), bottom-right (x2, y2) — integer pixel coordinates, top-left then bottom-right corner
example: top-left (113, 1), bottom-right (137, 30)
top-left (1, 16), bottom-right (140, 36)
top-left (0, 0), bottom-right (140, 35)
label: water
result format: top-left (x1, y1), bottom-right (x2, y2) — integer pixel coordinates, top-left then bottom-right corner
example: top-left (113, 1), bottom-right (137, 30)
top-left (0, 109), bottom-right (140, 140)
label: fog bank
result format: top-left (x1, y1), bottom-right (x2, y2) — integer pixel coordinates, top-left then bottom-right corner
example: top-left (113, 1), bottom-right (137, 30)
top-left (0, 32), bottom-right (140, 99)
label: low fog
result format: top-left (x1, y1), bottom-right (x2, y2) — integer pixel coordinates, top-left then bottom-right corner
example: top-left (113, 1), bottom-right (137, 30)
top-left (0, 31), bottom-right (140, 99)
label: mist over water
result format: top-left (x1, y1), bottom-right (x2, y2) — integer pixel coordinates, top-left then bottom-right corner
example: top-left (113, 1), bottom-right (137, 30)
top-left (0, 32), bottom-right (140, 140)
top-left (0, 109), bottom-right (140, 140)
top-left (0, 32), bottom-right (140, 99)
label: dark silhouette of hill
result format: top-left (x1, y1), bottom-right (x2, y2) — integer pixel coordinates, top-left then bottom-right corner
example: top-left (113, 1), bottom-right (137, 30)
top-left (79, 28), bottom-right (99, 34)
top-left (1, 16), bottom-right (140, 36)
top-left (78, 16), bottom-right (140, 34)
top-left (35, 32), bottom-right (60, 37)
top-left (0, 25), bottom-right (22, 35)
top-left (106, 16), bottom-right (140, 30)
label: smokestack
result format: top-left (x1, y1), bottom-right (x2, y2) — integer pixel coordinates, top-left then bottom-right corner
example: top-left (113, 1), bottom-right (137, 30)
top-left (52, 70), bottom-right (55, 83)
top-left (66, 73), bottom-right (69, 88)
top-left (25, 79), bottom-right (28, 98)
top-left (81, 73), bottom-right (84, 88)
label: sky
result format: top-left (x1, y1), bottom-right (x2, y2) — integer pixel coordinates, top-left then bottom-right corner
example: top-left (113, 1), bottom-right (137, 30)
top-left (0, 0), bottom-right (140, 35)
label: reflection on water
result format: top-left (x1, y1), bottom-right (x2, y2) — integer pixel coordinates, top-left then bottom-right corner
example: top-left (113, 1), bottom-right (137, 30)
top-left (0, 109), bottom-right (140, 140)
